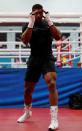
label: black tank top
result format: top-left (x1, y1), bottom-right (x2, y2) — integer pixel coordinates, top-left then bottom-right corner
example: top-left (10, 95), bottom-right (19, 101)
top-left (22, 19), bottom-right (53, 56)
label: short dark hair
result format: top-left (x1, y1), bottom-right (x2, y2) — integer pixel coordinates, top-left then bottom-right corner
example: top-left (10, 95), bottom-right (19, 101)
top-left (32, 4), bottom-right (43, 11)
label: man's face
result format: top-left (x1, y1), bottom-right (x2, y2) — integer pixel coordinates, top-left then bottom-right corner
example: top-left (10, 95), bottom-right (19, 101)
top-left (33, 9), bottom-right (43, 22)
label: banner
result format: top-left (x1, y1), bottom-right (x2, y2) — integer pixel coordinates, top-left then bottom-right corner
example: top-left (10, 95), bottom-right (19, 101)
top-left (0, 68), bottom-right (82, 108)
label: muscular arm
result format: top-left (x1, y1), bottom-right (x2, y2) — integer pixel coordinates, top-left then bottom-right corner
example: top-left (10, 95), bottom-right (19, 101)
top-left (43, 10), bottom-right (61, 40)
top-left (50, 25), bottom-right (61, 40)
top-left (21, 12), bottom-right (35, 45)
top-left (21, 28), bottom-right (33, 45)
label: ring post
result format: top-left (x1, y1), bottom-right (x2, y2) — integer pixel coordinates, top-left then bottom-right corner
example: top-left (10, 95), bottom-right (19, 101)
top-left (80, 17), bottom-right (82, 67)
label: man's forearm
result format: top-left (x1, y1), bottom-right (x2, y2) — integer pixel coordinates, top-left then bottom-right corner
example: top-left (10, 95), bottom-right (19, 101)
top-left (21, 28), bottom-right (33, 45)
top-left (21, 12), bottom-right (35, 45)
top-left (44, 11), bottom-right (61, 40)
top-left (50, 25), bottom-right (61, 40)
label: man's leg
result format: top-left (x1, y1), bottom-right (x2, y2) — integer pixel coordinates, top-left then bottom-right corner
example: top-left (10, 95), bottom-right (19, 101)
top-left (44, 72), bottom-right (58, 130)
top-left (17, 81), bottom-right (36, 123)
top-left (24, 81), bottom-right (37, 105)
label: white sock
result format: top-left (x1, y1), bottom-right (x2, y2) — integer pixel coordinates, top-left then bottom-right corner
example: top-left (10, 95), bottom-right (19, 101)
top-left (50, 106), bottom-right (58, 111)
top-left (50, 106), bottom-right (58, 121)
top-left (49, 106), bottom-right (59, 129)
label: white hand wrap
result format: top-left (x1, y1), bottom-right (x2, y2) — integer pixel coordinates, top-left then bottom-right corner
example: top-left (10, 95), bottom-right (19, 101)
top-left (28, 14), bottom-right (35, 28)
top-left (45, 12), bottom-right (53, 27)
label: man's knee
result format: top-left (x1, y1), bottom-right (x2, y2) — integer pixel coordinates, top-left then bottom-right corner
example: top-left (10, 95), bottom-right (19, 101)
top-left (25, 87), bottom-right (34, 95)
top-left (24, 81), bottom-right (36, 94)
top-left (44, 72), bottom-right (57, 92)
top-left (47, 79), bottom-right (56, 92)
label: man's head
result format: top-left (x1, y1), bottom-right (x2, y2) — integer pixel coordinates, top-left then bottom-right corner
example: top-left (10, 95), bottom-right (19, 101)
top-left (32, 4), bottom-right (43, 22)
top-left (32, 4), bottom-right (43, 11)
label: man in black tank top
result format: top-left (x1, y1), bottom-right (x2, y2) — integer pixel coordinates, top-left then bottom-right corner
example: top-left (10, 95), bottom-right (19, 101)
top-left (17, 4), bottom-right (61, 130)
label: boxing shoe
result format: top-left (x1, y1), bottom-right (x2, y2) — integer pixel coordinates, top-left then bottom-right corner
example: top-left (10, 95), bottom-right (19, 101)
top-left (48, 120), bottom-right (58, 130)
top-left (17, 104), bottom-right (32, 123)
top-left (48, 106), bottom-right (59, 130)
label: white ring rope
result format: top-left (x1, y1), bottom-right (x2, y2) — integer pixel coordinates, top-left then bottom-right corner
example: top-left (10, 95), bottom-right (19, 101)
top-left (0, 12), bottom-right (82, 18)
top-left (0, 41), bottom-right (82, 46)
top-left (0, 30), bottom-right (82, 33)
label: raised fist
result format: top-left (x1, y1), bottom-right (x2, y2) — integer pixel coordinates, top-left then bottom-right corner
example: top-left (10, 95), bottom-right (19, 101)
top-left (28, 13), bottom-right (35, 28)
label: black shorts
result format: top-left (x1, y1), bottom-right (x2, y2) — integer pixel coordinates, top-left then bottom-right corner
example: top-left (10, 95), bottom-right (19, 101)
top-left (25, 55), bottom-right (56, 82)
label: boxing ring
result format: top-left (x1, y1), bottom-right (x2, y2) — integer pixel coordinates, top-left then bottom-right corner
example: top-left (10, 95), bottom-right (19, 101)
top-left (0, 13), bottom-right (82, 131)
